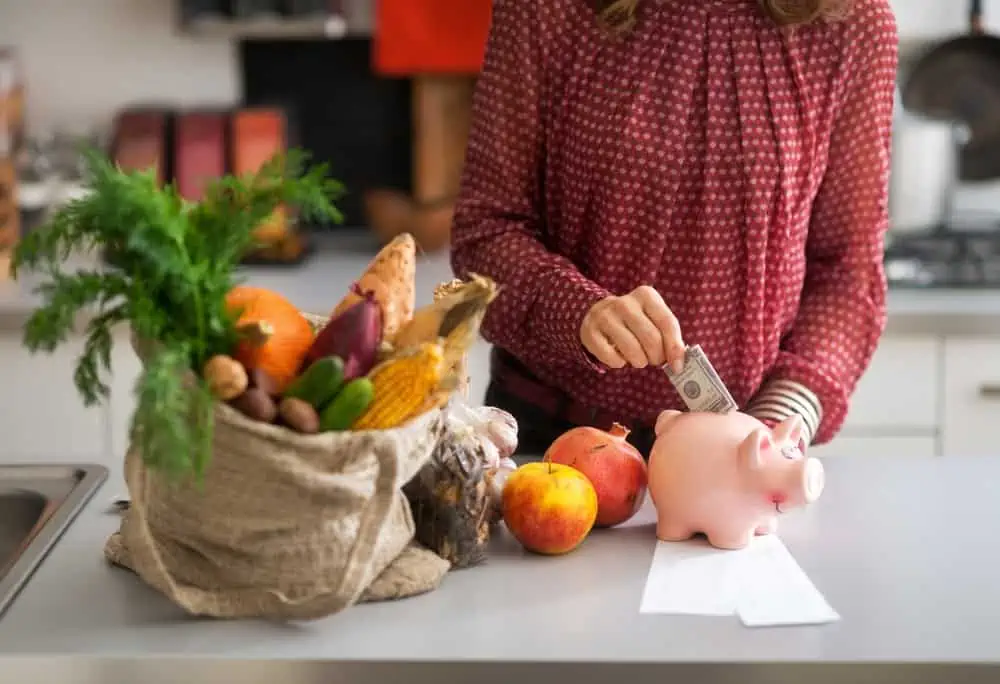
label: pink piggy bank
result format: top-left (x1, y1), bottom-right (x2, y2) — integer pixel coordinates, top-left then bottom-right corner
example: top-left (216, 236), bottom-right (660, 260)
top-left (647, 410), bottom-right (825, 550)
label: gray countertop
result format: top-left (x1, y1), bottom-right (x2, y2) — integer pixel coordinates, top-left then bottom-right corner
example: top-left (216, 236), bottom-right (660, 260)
top-left (0, 453), bottom-right (999, 671)
top-left (1, 232), bottom-right (999, 336)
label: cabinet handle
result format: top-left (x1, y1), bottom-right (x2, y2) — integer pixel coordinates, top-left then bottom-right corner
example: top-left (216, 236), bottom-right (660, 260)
top-left (979, 384), bottom-right (1000, 399)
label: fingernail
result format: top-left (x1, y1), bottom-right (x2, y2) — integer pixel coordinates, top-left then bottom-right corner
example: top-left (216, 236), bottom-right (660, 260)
top-left (670, 358), bottom-right (684, 374)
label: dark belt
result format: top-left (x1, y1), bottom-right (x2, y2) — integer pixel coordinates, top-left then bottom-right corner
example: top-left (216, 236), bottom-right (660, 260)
top-left (489, 348), bottom-right (646, 432)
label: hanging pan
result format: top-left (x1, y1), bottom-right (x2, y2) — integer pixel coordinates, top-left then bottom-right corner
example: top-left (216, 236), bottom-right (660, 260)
top-left (902, 0), bottom-right (1000, 181)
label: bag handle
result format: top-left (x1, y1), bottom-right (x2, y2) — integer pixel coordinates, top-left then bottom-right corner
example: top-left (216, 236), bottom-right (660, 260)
top-left (268, 438), bottom-right (402, 612)
top-left (122, 434), bottom-right (405, 620)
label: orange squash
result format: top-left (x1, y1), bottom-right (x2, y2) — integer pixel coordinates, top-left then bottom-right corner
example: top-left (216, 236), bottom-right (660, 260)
top-left (225, 285), bottom-right (315, 394)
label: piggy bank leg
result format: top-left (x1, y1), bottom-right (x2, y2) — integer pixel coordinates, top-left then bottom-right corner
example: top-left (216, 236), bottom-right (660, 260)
top-left (705, 526), bottom-right (755, 550)
top-left (754, 515), bottom-right (778, 536)
top-left (656, 516), bottom-right (695, 543)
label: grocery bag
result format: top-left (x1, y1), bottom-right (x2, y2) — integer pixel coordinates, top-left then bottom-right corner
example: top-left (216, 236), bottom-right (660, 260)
top-left (105, 322), bottom-right (450, 621)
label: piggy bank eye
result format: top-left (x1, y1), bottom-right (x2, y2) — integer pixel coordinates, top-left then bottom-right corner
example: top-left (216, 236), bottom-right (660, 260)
top-left (780, 445), bottom-right (800, 460)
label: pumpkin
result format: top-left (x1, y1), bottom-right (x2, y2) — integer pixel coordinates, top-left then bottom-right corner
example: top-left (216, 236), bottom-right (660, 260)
top-left (225, 285), bottom-right (315, 394)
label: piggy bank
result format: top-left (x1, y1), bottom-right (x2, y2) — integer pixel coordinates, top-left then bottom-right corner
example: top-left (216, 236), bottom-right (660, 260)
top-left (647, 410), bottom-right (825, 550)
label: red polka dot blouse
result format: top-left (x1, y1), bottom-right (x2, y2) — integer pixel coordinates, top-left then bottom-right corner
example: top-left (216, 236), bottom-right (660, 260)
top-left (451, 0), bottom-right (898, 445)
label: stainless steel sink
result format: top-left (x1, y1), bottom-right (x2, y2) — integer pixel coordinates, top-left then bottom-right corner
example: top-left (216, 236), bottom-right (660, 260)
top-left (0, 464), bottom-right (108, 618)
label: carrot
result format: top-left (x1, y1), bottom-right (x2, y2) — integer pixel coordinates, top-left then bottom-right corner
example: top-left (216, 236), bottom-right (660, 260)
top-left (330, 232), bottom-right (416, 338)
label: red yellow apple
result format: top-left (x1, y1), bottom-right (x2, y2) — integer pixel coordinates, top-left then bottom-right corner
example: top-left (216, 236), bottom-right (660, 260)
top-left (501, 462), bottom-right (598, 555)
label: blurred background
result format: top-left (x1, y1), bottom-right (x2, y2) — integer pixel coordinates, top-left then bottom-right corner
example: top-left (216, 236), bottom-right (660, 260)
top-left (1, 0), bottom-right (1000, 464)
top-left (0, 0), bottom-right (490, 261)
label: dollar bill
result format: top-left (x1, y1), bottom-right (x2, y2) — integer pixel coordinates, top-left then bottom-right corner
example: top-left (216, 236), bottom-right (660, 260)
top-left (662, 345), bottom-right (738, 414)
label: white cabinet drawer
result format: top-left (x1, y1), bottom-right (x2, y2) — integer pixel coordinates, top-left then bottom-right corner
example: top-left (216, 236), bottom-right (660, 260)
top-left (841, 337), bottom-right (940, 432)
top-left (943, 338), bottom-right (1000, 457)
top-left (811, 436), bottom-right (937, 459)
top-left (0, 334), bottom-right (108, 460)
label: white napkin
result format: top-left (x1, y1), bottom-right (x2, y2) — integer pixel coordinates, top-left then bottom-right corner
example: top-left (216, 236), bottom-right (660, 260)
top-left (639, 534), bottom-right (839, 627)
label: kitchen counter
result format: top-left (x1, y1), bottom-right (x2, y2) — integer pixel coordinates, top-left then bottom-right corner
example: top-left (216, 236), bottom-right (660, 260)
top-left (0, 454), bottom-right (999, 683)
top-left (1, 233), bottom-right (999, 336)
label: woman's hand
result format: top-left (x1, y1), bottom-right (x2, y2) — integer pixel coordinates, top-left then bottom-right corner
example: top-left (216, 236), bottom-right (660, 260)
top-left (580, 286), bottom-right (685, 372)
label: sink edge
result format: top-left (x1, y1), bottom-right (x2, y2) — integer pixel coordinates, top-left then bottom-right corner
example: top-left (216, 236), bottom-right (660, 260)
top-left (0, 463), bottom-right (110, 620)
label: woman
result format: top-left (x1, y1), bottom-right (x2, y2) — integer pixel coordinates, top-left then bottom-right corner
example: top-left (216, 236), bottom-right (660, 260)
top-left (451, 0), bottom-right (897, 457)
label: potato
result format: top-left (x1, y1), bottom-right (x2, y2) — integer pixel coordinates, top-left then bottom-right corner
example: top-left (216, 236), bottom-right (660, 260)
top-left (247, 367), bottom-right (280, 397)
top-left (203, 354), bottom-right (249, 401)
top-left (229, 387), bottom-right (278, 423)
top-left (278, 397), bottom-right (321, 434)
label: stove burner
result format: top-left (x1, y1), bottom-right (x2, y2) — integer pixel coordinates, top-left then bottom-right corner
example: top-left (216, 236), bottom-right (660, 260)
top-left (884, 227), bottom-right (1000, 289)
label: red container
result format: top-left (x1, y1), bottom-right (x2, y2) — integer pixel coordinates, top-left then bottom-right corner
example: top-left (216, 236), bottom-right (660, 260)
top-left (373, 0), bottom-right (493, 76)
top-left (231, 107), bottom-right (288, 243)
top-left (174, 111), bottom-right (227, 201)
top-left (111, 108), bottom-right (170, 185)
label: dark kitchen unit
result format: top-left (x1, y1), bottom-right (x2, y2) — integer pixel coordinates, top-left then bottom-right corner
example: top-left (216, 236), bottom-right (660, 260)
top-left (239, 37), bottom-right (412, 229)
top-left (181, 0), bottom-right (316, 20)
top-left (281, 0), bottom-right (330, 17)
top-left (178, 0), bottom-right (230, 22)
top-left (229, 0), bottom-right (283, 19)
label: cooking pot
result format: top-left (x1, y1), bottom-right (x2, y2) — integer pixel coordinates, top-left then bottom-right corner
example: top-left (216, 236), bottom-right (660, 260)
top-left (902, 0), bottom-right (1000, 182)
top-left (889, 87), bottom-right (965, 232)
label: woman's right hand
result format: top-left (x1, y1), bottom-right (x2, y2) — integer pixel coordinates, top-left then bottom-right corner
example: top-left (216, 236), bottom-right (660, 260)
top-left (580, 286), bottom-right (686, 372)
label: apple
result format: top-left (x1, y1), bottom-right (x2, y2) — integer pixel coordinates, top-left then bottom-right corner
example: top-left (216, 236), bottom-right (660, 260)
top-left (544, 423), bottom-right (648, 528)
top-left (501, 462), bottom-right (598, 555)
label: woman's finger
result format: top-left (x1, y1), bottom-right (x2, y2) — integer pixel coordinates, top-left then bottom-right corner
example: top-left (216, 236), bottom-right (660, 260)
top-left (631, 286), bottom-right (685, 371)
top-left (581, 325), bottom-right (627, 369)
top-left (617, 298), bottom-right (665, 366)
top-left (599, 315), bottom-right (648, 368)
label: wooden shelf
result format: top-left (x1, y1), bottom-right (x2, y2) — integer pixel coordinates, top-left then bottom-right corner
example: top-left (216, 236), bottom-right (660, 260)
top-left (179, 15), bottom-right (366, 40)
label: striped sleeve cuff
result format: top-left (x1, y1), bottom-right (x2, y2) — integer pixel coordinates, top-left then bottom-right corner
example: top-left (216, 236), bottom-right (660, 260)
top-left (745, 378), bottom-right (823, 445)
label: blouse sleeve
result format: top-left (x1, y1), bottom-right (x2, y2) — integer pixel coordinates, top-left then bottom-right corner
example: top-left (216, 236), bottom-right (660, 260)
top-left (747, 2), bottom-right (898, 445)
top-left (450, 0), bottom-right (611, 371)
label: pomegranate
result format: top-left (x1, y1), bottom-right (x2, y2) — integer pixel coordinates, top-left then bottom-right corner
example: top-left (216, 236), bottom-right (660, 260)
top-left (543, 423), bottom-right (648, 528)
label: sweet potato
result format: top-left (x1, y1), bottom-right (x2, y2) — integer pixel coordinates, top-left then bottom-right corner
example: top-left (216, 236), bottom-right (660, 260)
top-left (329, 233), bottom-right (416, 338)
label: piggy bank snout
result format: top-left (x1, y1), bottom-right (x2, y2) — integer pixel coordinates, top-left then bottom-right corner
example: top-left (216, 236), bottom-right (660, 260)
top-left (801, 457), bottom-right (825, 504)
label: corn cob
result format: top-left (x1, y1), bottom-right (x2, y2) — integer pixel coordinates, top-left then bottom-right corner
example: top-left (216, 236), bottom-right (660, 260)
top-left (388, 274), bottom-right (498, 351)
top-left (353, 342), bottom-right (446, 430)
top-left (433, 278), bottom-right (464, 300)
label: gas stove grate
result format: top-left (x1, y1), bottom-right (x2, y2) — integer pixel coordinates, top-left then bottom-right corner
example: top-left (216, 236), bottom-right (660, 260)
top-left (884, 228), bottom-right (1000, 289)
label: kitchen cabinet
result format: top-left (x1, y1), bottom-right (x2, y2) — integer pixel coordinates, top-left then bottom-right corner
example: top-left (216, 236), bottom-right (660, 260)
top-left (1, 326), bottom-right (997, 463)
top-left (942, 338), bottom-right (1000, 458)
top-left (0, 333), bottom-right (107, 461)
top-left (840, 337), bottom-right (940, 433)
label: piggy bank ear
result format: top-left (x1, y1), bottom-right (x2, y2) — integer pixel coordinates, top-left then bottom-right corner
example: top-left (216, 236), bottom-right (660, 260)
top-left (740, 428), bottom-right (774, 470)
top-left (772, 413), bottom-right (805, 447)
top-left (654, 410), bottom-right (683, 437)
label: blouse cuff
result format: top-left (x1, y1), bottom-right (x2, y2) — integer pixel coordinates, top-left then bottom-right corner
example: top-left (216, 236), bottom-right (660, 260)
top-left (745, 378), bottom-right (823, 447)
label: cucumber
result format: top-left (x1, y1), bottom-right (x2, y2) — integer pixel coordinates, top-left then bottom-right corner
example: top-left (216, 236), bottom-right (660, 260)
top-left (284, 356), bottom-right (345, 409)
top-left (320, 378), bottom-right (375, 431)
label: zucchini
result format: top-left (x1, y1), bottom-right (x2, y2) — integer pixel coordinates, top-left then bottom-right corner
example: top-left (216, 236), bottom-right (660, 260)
top-left (320, 378), bottom-right (375, 431)
top-left (284, 356), bottom-right (345, 409)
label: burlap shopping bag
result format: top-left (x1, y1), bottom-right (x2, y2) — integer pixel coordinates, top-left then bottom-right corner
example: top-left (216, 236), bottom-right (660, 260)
top-left (105, 389), bottom-right (450, 621)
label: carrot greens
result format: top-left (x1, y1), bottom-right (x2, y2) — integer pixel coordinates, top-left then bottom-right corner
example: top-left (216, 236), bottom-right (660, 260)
top-left (12, 148), bottom-right (344, 480)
